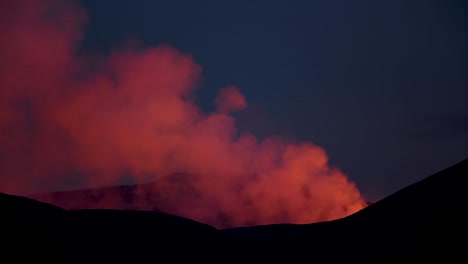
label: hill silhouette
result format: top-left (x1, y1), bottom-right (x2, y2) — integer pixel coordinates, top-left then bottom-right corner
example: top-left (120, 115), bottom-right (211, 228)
top-left (1, 192), bottom-right (217, 261)
top-left (220, 158), bottom-right (468, 258)
top-left (1, 158), bottom-right (467, 260)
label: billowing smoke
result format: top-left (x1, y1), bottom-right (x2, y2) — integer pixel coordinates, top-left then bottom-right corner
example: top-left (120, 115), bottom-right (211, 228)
top-left (0, 0), bottom-right (366, 228)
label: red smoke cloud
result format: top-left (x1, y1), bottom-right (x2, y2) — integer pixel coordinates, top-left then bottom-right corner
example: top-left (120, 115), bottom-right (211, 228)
top-left (0, 0), bottom-right (366, 228)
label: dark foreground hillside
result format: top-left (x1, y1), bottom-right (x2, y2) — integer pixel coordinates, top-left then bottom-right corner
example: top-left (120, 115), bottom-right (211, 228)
top-left (1, 159), bottom-right (467, 261)
top-left (220, 158), bottom-right (468, 258)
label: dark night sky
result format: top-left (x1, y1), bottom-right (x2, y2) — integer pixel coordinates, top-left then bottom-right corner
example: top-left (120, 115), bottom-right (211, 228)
top-left (80, 0), bottom-right (468, 201)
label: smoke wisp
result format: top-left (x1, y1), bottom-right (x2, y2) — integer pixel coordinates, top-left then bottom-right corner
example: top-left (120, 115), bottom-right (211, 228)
top-left (0, 0), bottom-right (366, 228)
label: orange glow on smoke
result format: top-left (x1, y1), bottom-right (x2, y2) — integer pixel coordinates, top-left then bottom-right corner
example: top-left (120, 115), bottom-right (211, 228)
top-left (0, 0), bottom-right (366, 228)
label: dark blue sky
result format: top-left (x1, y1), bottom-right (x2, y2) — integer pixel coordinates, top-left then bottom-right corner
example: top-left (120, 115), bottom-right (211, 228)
top-left (80, 0), bottom-right (468, 201)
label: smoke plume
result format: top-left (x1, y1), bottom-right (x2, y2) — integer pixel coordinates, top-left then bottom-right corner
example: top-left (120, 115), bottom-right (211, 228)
top-left (0, 0), bottom-right (366, 228)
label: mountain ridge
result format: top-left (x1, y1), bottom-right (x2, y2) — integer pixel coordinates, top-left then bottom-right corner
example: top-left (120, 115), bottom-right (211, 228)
top-left (1, 158), bottom-right (467, 260)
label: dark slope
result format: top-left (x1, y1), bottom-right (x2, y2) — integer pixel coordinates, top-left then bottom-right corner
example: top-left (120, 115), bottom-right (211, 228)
top-left (68, 209), bottom-right (217, 257)
top-left (1, 159), bottom-right (467, 260)
top-left (219, 158), bottom-right (468, 258)
top-left (1, 193), bottom-right (70, 261)
top-left (339, 158), bottom-right (468, 256)
top-left (0, 193), bottom-right (217, 261)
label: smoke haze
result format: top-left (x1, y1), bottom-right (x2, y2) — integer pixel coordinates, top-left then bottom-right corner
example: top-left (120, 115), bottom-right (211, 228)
top-left (0, 0), bottom-right (365, 228)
